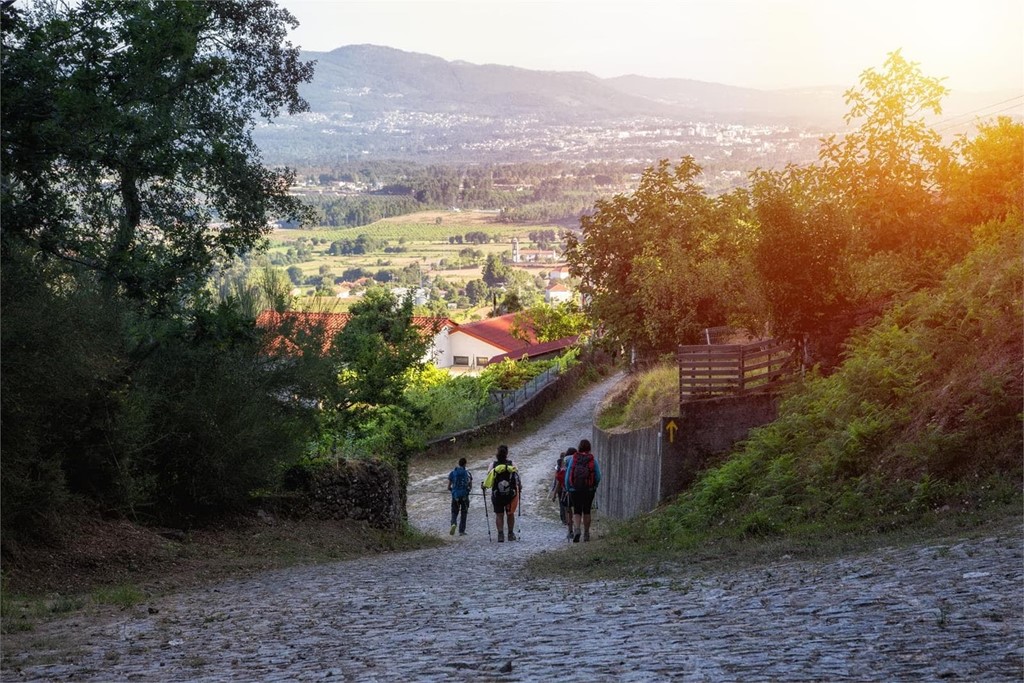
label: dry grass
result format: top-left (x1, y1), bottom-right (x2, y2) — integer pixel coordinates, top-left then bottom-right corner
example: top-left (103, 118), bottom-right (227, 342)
top-left (596, 365), bottom-right (679, 431)
top-left (1, 512), bottom-right (440, 626)
top-left (377, 209), bottom-right (502, 225)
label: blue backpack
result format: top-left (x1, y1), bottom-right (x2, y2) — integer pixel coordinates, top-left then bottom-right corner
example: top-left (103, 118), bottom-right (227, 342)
top-left (451, 467), bottom-right (470, 498)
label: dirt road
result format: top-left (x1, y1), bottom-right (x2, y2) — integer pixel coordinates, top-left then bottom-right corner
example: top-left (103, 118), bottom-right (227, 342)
top-left (4, 371), bottom-right (1021, 681)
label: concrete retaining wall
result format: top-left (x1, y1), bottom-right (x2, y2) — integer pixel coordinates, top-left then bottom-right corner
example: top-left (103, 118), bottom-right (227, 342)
top-left (593, 424), bottom-right (662, 520)
top-left (594, 392), bottom-right (781, 520)
top-left (660, 392), bottom-right (780, 500)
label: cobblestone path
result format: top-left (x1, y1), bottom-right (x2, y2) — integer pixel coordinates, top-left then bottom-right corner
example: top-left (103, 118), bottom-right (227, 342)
top-left (3, 373), bottom-right (1022, 682)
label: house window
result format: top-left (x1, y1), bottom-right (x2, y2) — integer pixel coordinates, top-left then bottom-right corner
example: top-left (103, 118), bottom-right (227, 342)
top-left (476, 357), bottom-right (489, 367)
top-left (453, 356), bottom-right (470, 366)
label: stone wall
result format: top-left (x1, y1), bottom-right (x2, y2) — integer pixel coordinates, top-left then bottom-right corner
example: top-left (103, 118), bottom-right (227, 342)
top-left (260, 459), bottom-right (403, 530)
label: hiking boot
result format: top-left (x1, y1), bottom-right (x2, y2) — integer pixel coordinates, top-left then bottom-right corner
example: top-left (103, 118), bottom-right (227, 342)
top-left (497, 531), bottom-right (505, 542)
top-left (450, 524), bottom-right (456, 536)
top-left (508, 531), bottom-right (517, 541)
top-left (583, 531), bottom-right (590, 542)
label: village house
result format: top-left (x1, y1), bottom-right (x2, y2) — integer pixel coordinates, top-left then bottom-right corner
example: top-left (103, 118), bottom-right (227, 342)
top-left (547, 266), bottom-right (571, 281)
top-left (256, 310), bottom-right (577, 374)
top-left (256, 310), bottom-right (456, 366)
top-left (544, 281), bottom-right (573, 304)
top-left (510, 237), bottom-right (559, 264)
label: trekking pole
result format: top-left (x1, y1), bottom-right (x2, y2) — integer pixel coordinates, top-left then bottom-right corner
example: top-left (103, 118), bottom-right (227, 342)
top-left (516, 501), bottom-right (523, 540)
top-left (482, 489), bottom-right (492, 542)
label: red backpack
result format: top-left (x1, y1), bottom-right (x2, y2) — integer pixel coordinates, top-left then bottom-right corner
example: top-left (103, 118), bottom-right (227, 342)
top-left (569, 452), bottom-right (595, 490)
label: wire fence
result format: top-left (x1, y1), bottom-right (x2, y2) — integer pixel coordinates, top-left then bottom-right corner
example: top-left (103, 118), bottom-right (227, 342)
top-left (474, 365), bottom-right (562, 424)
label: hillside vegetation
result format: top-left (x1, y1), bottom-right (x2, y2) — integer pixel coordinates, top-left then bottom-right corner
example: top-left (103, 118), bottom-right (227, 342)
top-left (651, 218), bottom-right (1021, 541)
top-left (536, 53), bottom-right (1024, 575)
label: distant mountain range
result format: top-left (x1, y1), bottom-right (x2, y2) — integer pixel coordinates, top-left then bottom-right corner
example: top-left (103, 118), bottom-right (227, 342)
top-left (254, 44), bottom-right (1016, 166)
top-left (296, 44), bottom-right (851, 122)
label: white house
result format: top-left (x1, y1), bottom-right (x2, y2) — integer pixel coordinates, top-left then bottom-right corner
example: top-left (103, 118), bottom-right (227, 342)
top-left (446, 313), bottom-right (531, 371)
top-left (545, 281), bottom-right (573, 304)
top-left (256, 311), bottom-right (576, 374)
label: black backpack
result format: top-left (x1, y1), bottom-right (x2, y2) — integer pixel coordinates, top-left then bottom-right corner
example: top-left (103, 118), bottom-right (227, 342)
top-left (492, 464), bottom-right (518, 502)
top-left (570, 452), bottom-right (596, 490)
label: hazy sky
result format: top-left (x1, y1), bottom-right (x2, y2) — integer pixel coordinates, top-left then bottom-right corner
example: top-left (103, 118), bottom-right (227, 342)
top-left (279, 0), bottom-right (1023, 93)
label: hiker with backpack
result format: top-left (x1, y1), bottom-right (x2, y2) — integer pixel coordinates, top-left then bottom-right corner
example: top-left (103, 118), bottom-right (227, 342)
top-left (481, 445), bottom-right (521, 542)
top-left (563, 439), bottom-right (601, 543)
top-left (550, 447), bottom-right (575, 541)
top-left (447, 457), bottom-right (473, 536)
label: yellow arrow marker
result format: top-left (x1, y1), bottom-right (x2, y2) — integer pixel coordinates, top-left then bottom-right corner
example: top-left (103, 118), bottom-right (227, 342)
top-left (665, 419), bottom-right (678, 443)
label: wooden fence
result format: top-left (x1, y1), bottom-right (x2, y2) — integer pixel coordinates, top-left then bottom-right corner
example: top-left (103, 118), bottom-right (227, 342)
top-left (678, 339), bottom-right (795, 400)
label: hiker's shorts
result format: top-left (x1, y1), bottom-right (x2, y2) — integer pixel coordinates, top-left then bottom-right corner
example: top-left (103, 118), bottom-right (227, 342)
top-left (569, 489), bottom-right (595, 514)
top-left (492, 492), bottom-right (519, 514)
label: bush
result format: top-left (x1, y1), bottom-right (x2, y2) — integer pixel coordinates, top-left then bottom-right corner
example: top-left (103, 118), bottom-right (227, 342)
top-left (0, 275), bottom-right (316, 539)
top-left (404, 366), bottom-right (490, 437)
top-left (1, 263), bottom-right (127, 542)
top-left (480, 356), bottom-right (555, 391)
top-left (126, 326), bottom-right (310, 526)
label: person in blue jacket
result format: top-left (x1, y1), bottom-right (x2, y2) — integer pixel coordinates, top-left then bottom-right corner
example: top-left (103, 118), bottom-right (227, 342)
top-left (563, 438), bottom-right (601, 542)
top-left (447, 457), bottom-right (473, 536)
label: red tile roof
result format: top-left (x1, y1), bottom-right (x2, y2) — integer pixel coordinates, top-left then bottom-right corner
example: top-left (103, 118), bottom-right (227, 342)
top-left (488, 335), bottom-right (579, 364)
top-left (256, 310), bottom-right (349, 354)
top-left (256, 310), bottom-right (454, 355)
top-left (454, 313), bottom-right (535, 352)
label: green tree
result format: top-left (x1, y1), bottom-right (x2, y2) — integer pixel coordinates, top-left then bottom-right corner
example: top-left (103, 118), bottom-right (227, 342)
top-left (942, 116), bottom-right (1024, 231)
top-left (565, 158), bottom-right (756, 357)
top-left (497, 291), bottom-right (525, 315)
top-left (464, 278), bottom-right (490, 305)
top-left (818, 50), bottom-right (950, 255)
top-left (0, 0), bottom-right (317, 537)
top-left (482, 253), bottom-right (511, 287)
top-left (1, 0), bottom-right (315, 310)
top-left (750, 171), bottom-right (853, 342)
top-left (511, 302), bottom-right (590, 343)
top-left (326, 288), bottom-right (432, 419)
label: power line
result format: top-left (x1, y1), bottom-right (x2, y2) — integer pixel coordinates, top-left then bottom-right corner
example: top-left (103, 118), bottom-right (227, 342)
top-left (935, 103), bottom-right (1024, 134)
top-left (930, 95), bottom-right (1024, 133)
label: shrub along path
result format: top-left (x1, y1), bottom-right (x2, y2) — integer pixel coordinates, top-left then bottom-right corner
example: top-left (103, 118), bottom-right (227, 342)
top-left (3, 372), bottom-right (1021, 681)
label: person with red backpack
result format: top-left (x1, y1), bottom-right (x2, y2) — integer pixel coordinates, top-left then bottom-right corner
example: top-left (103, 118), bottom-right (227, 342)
top-left (563, 439), bottom-right (601, 543)
top-left (550, 447), bottom-right (575, 541)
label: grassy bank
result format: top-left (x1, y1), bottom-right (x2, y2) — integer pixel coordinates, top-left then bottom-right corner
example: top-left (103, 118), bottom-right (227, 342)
top-left (527, 501), bottom-right (1022, 581)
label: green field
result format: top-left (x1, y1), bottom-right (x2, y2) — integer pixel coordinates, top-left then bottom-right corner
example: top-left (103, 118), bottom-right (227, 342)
top-left (265, 210), bottom-right (568, 311)
top-left (270, 209), bottom-right (556, 245)
top-left (270, 223), bottom-right (539, 246)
